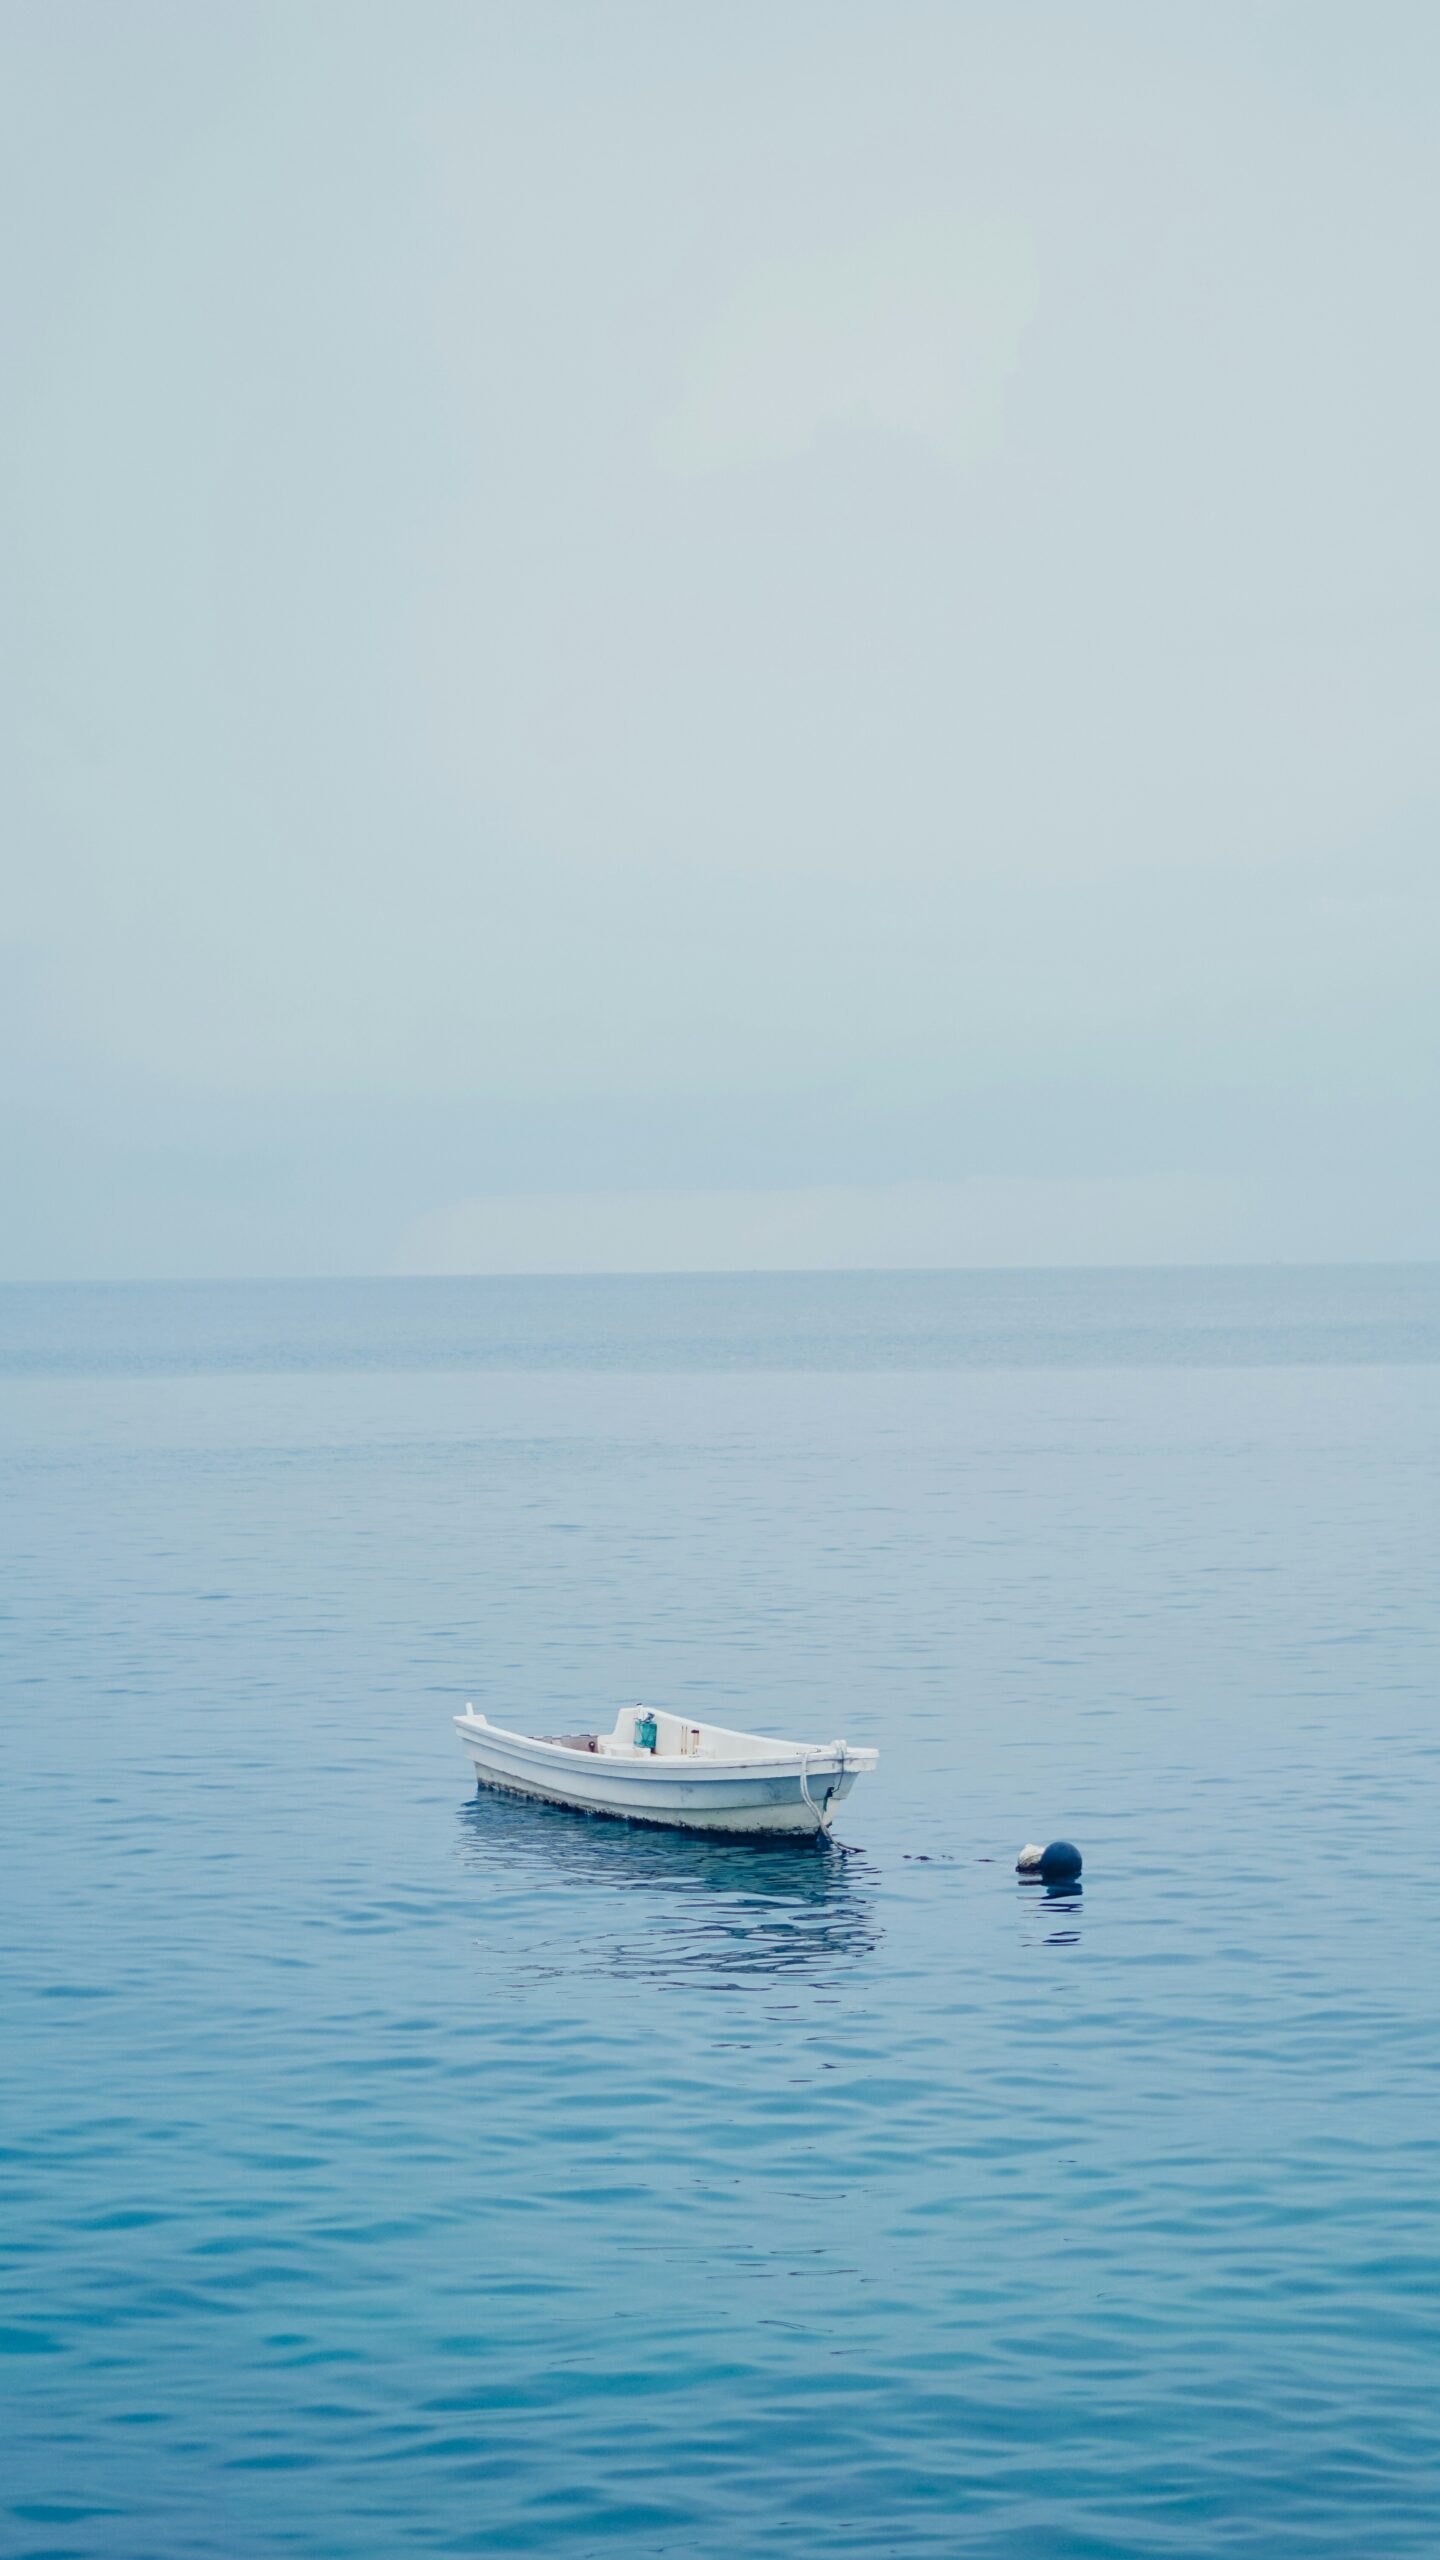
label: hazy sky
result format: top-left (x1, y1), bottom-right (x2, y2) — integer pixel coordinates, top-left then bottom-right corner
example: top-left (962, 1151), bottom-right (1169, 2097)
top-left (3, 0), bottom-right (1438, 1279)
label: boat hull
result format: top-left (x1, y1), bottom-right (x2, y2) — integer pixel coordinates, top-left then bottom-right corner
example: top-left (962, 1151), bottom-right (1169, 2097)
top-left (454, 1713), bottom-right (873, 1835)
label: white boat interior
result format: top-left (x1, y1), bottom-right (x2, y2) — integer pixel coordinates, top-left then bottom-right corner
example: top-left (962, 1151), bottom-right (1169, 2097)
top-left (539, 1705), bottom-right (809, 1760)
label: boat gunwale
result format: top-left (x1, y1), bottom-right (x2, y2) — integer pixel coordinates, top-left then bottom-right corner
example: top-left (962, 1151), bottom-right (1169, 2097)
top-left (453, 1711), bottom-right (877, 1785)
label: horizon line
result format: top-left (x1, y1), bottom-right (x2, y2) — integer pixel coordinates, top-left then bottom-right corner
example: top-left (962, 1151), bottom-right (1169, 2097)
top-left (3, 1257), bottom-right (1439, 1293)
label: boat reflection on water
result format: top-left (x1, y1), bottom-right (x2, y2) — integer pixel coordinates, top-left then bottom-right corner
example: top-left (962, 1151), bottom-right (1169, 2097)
top-left (456, 1787), bottom-right (881, 1984)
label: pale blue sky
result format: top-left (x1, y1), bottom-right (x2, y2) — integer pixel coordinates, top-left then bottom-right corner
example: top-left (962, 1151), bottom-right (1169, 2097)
top-left (3, 0), bottom-right (1437, 1278)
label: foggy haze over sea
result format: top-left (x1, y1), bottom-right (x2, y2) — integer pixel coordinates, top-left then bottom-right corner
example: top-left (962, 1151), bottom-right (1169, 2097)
top-left (4, 1), bottom-right (1438, 1281)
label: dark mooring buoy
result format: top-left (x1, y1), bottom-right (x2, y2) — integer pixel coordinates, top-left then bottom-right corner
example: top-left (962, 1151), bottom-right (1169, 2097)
top-left (1016, 1840), bottom-right (1083, 1882)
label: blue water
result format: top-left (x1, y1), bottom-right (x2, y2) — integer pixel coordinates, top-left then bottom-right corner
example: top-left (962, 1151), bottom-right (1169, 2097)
top-left (3, 1269), bottom-right (1439, 2558)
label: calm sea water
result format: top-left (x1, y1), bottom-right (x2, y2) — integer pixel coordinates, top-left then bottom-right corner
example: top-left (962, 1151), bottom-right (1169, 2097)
top-left (3, 1268), bottom-right (1438, 2559)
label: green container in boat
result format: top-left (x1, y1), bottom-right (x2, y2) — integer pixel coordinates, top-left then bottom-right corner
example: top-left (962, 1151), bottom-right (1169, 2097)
top-left (635, 1711), bottom-right (658, 1752)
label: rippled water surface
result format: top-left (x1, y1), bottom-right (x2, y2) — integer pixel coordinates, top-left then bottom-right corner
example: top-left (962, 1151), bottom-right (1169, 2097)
top-left (3, 1270), bottom-right (1439, 2557)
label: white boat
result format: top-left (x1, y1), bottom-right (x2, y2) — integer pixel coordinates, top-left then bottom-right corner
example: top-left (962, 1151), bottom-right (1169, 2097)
top-left (454, 1702), bottom-right (877, 1836)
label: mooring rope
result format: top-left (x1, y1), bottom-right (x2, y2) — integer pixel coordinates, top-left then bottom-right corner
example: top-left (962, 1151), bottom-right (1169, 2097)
top-left (799, 1742), bottom-right (847, 1834)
